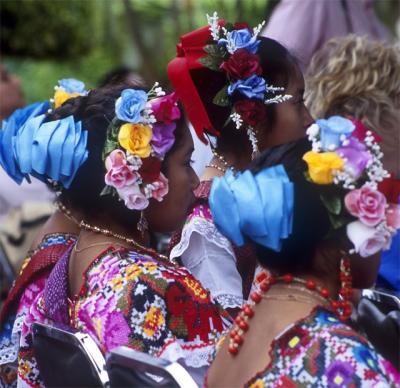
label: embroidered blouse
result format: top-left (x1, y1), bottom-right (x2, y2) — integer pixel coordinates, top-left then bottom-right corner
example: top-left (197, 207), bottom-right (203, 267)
top-left (0, 233), bottom-right (77, 388)
top-left (15, 244), bottom-right (229, 387)
top-left (170, 181), bottom-right (257, 311)
top-left (206, 307), bottom-right (400, 388)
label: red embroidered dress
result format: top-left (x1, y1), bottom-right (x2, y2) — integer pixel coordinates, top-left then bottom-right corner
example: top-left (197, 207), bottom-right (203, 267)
top-left (14, 244), bottom-right (229, 387)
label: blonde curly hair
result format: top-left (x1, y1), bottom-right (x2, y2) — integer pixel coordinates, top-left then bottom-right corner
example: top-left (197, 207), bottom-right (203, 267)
top-left (305, 35), bottom-right (400, 175)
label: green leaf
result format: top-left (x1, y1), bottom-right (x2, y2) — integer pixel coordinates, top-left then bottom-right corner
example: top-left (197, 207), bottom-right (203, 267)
top-left (198, 56), bottom-right (222, 72)
top-left (100, 185), bottom-right (115, 197)
top-left (213, 85), bottom-right (230, 107)
top-left (320, 194), bottom-right (342, 215)
top-left (328, 213), bottom-right (350, 230)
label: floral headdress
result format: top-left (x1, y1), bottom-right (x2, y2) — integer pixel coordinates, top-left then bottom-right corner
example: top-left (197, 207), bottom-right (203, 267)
top-left (101, 84), bottom-right (180, 211)
top-left (303, 116), bottom-right (400, 257)
top-left (49, 78), bottom-right (88, 111)
top-left (199, 12), bottom-right (292, 157)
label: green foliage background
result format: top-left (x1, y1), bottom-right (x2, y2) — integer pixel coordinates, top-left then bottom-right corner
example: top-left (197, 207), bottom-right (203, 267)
top-left (1, 0), bottom-right (397, 103)
top-left (1, 0), bottom-right (271, 103)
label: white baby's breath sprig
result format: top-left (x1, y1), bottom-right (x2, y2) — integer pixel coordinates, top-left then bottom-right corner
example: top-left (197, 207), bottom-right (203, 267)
top-left (253, 20), bottom-right (266, 37)
top-left (265, 84), bottom-right (285, 93)
top-left (247, 127), bottom-right (259, 159)
top-left (207, 12), bottom-right (220, 41)
top-left (148, 82), bottom-right (165, 98)
top-left (126, 152), bottom-right (143, 171)
top-left (230, 112), bottom-right (243, 129)
top-left (265, 94), bottom-right (292, 105)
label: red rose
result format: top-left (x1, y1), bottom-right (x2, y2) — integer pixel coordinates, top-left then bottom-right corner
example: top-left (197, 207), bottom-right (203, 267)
top-left (220, 48), bottom-right (262, 80)
top-left (234, 100), bottom-right (267, 126)
top-left (234, 22), bottom-right (249, 30)
top-left (139, 157), bottom-right (161, 183)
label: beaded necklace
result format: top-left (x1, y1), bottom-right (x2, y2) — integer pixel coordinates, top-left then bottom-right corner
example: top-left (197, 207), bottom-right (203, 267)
top-left (228, 264), bottom-right (352, 356)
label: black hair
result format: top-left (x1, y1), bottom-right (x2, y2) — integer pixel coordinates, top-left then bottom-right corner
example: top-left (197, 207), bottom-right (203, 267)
top-left (247, 137), bottom-right (332, 273)
top-left (189, 37), bottom-right (299, 155)
top-left (45, 85), bottom-right (186, 229)
top-left (98, 66), bottom-right (145, 88)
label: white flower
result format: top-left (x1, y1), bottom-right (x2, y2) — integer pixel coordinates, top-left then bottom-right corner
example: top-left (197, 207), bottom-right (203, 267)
top-left (207, 12), bottom-right (220, 41)
top-left (230, 112), bottom-right (243, 129)
top-left (347, 221), bottom-right (392, 258)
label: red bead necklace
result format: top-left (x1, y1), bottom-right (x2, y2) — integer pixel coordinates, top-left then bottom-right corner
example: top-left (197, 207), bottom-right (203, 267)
top-left (228, 260), bottom-right (353, 356)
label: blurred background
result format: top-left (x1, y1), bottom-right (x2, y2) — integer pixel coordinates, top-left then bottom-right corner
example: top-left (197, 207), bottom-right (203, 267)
top-left (1, 0), bottom-right (399, 103)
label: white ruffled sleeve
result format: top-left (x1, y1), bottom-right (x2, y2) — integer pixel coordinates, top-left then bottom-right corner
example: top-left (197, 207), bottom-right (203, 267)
top-left (170, 213), bottom-right (244, 310)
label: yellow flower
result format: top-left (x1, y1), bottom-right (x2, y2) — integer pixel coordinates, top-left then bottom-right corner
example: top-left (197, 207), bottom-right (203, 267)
top-left (303, 151), bottom-right (344, 184)
top-left (118, 123), bottom-right (152, 158)
top-left (54, 89), bottom-right (81, 108)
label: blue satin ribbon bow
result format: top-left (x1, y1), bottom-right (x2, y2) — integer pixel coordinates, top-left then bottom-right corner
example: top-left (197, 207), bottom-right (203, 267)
top-left (0, 101), bottom-right (88, 188)
top-left (209, 165), bottom-right (294, 252)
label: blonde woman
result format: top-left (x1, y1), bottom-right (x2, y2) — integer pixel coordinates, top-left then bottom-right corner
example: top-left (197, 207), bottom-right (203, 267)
top-left (306, 35), bottom-right (400, 176)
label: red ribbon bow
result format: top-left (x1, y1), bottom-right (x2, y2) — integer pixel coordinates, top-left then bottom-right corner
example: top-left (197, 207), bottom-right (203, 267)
top-left (168, 23), bottom-right (225, 144)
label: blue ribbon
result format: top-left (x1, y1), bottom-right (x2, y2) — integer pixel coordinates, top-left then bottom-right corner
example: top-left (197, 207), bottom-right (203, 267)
top-left (0, 101), bottom-right (88, 189)
top-left (209, 165), bottom-right (294, 252)
top-left (0, 101), bottom-right (50, 183)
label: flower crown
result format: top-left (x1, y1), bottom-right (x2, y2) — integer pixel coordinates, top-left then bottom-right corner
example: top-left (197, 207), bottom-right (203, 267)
top-left (101, 84), bottom-right (180, 211)
top-left (200, 12), bottom-right (292, 156)
top-left (303, 116), bottom-right (400, 257)
top-left (50, 78), bottom-right (88, 111)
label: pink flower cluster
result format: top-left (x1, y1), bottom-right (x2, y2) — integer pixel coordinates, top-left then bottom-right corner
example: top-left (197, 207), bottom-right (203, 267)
top-left (103, 90), bottom-right (180, 211)
top-left (345, 185), bottom-right (400, 257)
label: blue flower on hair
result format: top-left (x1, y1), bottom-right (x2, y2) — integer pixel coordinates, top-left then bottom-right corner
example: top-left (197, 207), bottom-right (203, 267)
top-left (115, 89), bottom-right (148, 123)
top-left (218, 28), bottom-right (260, 54)
top-left (0, 101), bottom-right (50, 184)
top-left (210, 165), bottom-right (294, 251)
top-left (317, 116), bottom-right (355, 151)
top-left (228, 74), bottom-right (266, 100)
top-left (58, 78), bottom-right (86, 93)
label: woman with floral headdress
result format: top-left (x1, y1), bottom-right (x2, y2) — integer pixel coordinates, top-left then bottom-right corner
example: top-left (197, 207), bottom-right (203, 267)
top-left (0, 79), bottom-right (91, 386)
top-left (168, 13), bottom-right (314, 315)
top-left (0, 81), bottom-right (228, 387)
top-left (206, 116), bottom-right (400, 387)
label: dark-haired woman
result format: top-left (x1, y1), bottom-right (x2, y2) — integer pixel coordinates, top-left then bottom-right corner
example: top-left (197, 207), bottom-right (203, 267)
top-left (206, 117), bottom-right (400, 387)
top-left (168, 14), bottom-right (313, 315)
top-left (0, 82), bottom-right (228, 387)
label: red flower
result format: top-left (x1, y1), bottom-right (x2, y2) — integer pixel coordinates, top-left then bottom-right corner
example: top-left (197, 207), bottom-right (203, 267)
top-left (234, 22), bottom-right (249, 30)
top-left (139, 157), bottom-right (161, 183)
top-left (234, 100), bottom-right (267, 126)
top-left (378, 175), bottom-right (400, 204)
top-left (220, 48), bottom-right (262, 80)
top-left (151, 92), bottom-right (180, 125)
top-left (350, 119), bottom-right (382, 143)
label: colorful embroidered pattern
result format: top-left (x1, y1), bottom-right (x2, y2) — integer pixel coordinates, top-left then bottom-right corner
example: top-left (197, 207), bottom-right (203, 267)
top-left (244, 307), bottom-right (399, 388)
top-left (16, 246), bottom-right (228, 386)
top-left (0, 233), bottom-right (76, 388)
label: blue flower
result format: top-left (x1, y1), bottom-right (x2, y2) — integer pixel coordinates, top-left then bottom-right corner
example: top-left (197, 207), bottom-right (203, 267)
top-left (228, 75), bottom-right (266, 100)
top-left (325, 360), bottom-right (355, 387)
top-left (115, 89), bottom-right (148, 123)
top-left (317, 116), bottom-right (355, 151)
top-left (58, 78), bottom-right (86, 93)
top-left (218, 29), bottom-right (260, 54)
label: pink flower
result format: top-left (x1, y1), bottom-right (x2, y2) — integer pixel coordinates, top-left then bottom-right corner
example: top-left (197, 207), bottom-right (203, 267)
top-left (151, 172), bottom-right (169, 202)
top-left (117, 183), bottom-right (149, 210)
top-left (345, 186), bottom-right (387, 227)
top-left (105, 150), bottom-right (139, 189)
top-left (386, 203), bottom-right (400, 229)
top-left (347, 221), bottom-right (392, 257)
top-left (150, 92), bottom-right (180, 124)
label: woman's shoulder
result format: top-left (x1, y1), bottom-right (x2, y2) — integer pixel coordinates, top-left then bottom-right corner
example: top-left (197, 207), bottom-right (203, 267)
top-left (75, 247), bottom-right (228, 365)
top-left (247, 307), bottom-right (400, 387)
top-left (83, 247), bottom-right (216, 302)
